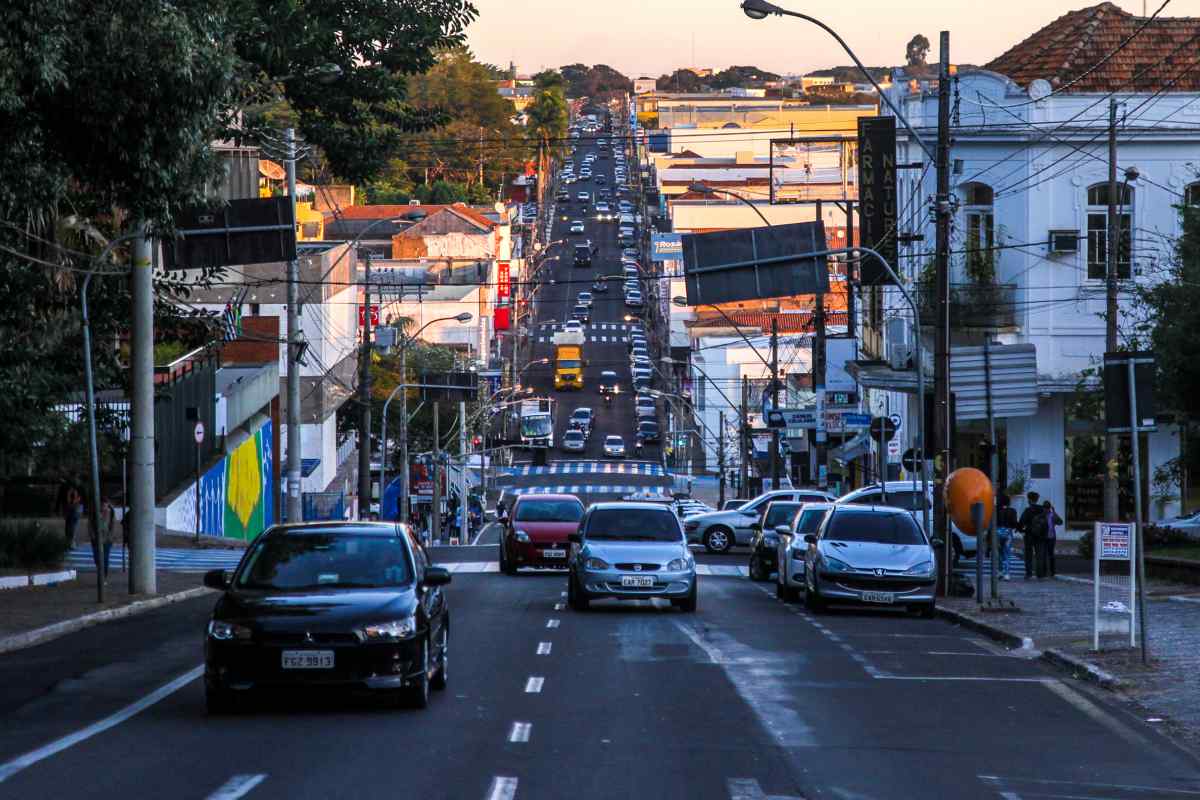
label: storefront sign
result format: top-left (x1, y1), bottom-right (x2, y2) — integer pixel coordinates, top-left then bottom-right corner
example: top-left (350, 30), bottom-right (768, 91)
top-left (497, 261), bottom-right (511, 300)
top-left (1097, 522), bottom-right (1132, 560)
top-left (856, 116), bottom-right (898, 285)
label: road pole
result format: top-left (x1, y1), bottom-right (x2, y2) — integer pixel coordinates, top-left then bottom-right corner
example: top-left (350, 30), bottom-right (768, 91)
top-left (285, 127), bottom-right (303, 524)
top-left (933, 31), bottom-right (954, 595)
top-left (1104, 98), bottom-right (1121, 524)
top-left (399, 340), bottom-right (409, 521)
top-left (432, 401), bottom-right (441, 544)
top-left (986, 341), bottom-right (1000, 602)
top-left (770, 318), bottom-right (781, 488)
top-left (129, 225), bottom-right (156, 595)
top-left (357, 252), bottom-right (373, 518)
top-left (80, 271), bottom-right (104, 602)
top-left (1127, 359), bottom-right (1149, 663)
top-left (740, 376), bottom-right (751, 496)
top-left (459, 400), bottom-right (468, 544)
top-left (814, 290), bottom-right (827, 489)
top-left (718, 410), bottom-right (727, 508)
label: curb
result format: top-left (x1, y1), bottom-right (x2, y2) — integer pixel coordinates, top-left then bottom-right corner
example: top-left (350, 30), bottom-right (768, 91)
top-left (0, 570), bottom-right (78, 591)
top-left (935, 605), bottom-right (1034, 650)
top-left (0, 587), bottom-right (214, 656)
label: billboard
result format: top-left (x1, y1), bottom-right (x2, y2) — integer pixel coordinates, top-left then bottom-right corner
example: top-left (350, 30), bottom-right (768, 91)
top-left (856, 117), bottom-right (898, 285)
top-left (681, 221), bottom-right (829, 305)
top-left (163, 196), bottom-right (296, 270)
top-left (651, 233), bottom-right (683, 263)
top-left (496, 261), bottom-right (511, 300)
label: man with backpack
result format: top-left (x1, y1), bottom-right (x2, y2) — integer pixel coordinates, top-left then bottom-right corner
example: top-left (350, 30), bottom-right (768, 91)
top-left (1018, 491), bottom-right (1044, 579)
top-left (1042, 499), bottom-right (1063, 578)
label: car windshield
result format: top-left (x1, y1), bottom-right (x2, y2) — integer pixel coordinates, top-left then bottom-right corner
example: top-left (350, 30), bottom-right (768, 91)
top-left (605, 437), bottom-right (622, 445)
top-left (236, 532), bottom-right (412, 590)
top-left (564, 431), bottom-right (584, 442)
top-left (515, 499), bottom-right (583, 523)
top-left (796, 507), bottom-right (829, 534)
top-left (585, 508), bottom-right (681, 541)
top-left (825, 511), bottom-right (926, 545)
top-left (558, 360), bottom-right (582, 369)
top-left (521, 416), bottom-right (553, 437)
top-left (763, 503), bottom-right (802, 529)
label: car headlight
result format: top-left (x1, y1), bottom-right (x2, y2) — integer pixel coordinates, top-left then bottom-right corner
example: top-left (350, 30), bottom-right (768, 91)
top-left (666, 557), bottom-right (690, 571)
top-left (362, 615), bottom-right (418, 641)
top-left (903, 560), bottom-right (934, 576)
top-left (514, 530), bottom-right (531, 543)
top-left (823, 556), bottom-right (851, 573)
top-left (207, 620), bottom-right (252, 641)
top-left (584, 556), bottom-right (611, 570)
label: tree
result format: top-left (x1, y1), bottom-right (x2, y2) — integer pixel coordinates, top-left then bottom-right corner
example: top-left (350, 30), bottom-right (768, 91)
top-left (526, 84), bottom-right (568, 151)
top-left (906, 34), bottom-right (931, 68)
top-left (708, 65), bottom-right (780, 89)
top-left (656, 69), bottom-right (703, 93)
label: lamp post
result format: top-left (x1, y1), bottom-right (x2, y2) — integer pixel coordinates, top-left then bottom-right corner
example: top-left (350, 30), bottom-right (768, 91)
top-left (737, 0), bottom-right (934, 161)
top-left (687, 182), bottom-right (773, 228)
top-left (381, 312), bottom-right (472, 522)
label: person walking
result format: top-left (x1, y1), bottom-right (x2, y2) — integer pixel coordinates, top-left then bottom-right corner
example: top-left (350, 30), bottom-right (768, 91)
top-left (90, 496), bottom-right (115, 581)
top-left (1018, 491), bottom-right (1042, 579)
top-left (995, 493), bottom-right (1019, 581)
top-left (62, 482), bottom-right (83, 548)
top-left (1042, 500), bottom-right (1063, 578)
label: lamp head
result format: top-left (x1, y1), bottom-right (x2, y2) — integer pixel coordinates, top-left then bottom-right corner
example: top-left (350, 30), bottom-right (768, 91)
top-left (672, 296), bottom-right (688, 307)
top-left (403, 209), bottom-right (427, 222)
top-left (454, 312), bottom-right (473, 322)
top-left (740, 0), bottom-right (781, 19)
top-left (687, 182), bottom-right (715, 195)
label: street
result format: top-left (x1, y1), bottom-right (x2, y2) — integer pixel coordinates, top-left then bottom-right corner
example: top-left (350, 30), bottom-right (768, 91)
top-left (4, 546), bottom-right (1200, 799)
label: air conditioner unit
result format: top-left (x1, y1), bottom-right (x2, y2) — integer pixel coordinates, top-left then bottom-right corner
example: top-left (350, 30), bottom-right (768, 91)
top-left (1048, 229), bottom-right (1079, 254)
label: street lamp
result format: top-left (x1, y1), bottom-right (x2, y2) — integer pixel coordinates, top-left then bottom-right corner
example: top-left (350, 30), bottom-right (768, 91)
top-left (687, 182), bottom-right (773, 228)
top-left (737, 0), bottom-right (934, 161)
top-left (380, 311), bottom-right (472, 521)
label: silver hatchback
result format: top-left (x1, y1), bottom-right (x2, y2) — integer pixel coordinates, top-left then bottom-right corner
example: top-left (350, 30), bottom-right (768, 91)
top-left (568, 502), bottom-right (697, 611)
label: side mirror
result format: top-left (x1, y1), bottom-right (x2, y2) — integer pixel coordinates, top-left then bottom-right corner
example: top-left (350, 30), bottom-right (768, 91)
top-left (774, 525), bottom-right (792, 536)
top-left (749, 522), bottom-right (761, 532)
top-left (803, 534), bottom-right (817, 545)
top-left (568, 532), bottom-right (582, 544)
top-left (423, 566), bottom-right (452, 587)
top-left (203, 569), bottom-right (228, 590)
top-left (930, 538), bottom-right (946, 549)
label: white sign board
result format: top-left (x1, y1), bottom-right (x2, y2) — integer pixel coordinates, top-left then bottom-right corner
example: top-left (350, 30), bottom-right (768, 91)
top-left (887, 413), bottom-right (903, 460)
top-left (824, 338), bottom-right (858, 392)
top-left (1098, 522), bottom-right (1131, 560)
top-left (1093, 521), bottom-right (1137, 650)
top-left (193, 421), bottom-right (205, 444)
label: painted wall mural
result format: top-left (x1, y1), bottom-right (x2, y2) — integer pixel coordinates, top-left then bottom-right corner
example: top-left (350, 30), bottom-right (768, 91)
top-left (168, 420), bottom-right (274, 541)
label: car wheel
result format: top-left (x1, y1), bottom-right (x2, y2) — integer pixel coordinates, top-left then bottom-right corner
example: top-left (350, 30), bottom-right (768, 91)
top-left (916, 601), bottom-right (936, 619)
top-left (951, 535), bottom-right (964, 566)
top-left (500, 543), bottom-right (517, 576)
top-left (205, 685), bottom-right (235, 715)
top-left (805, 578), bottom-right (826, 613)
top-left (407, 638), bottom-right (431, 709)
top-left (748, 554), bottom-right (769, 582)
top-left (431, 626), bottom-right (448, 691)
top-left (568, 573), bottom-right (590, 611)
top-left (673, 582), bottom-right (698, 613)
top-left (704, 526), bottom-right (734, 554)
top-left (777, 568), bottom-right (798, 602)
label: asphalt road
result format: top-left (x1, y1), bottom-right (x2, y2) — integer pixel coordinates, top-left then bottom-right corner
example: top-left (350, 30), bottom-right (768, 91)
top-left (4, 553), bottom-right (1200, 799)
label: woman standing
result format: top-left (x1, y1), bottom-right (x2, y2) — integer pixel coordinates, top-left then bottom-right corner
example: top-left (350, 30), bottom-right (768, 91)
top-left (90, 496), bottom-right (115, 581)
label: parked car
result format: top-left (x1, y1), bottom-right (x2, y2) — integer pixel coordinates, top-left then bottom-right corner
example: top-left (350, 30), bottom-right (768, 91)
top-left (202, 522), bottom-right (449, 712)
top-left (1159, 510), bottom-right (1200, 537)
top-left (836, 482), bottom-right (976, 561)
top-left (500, 494), bottom-right (586, 575)
top-left (802, 505), bottom-right (938, 617)
top-left (720, 499), bottom-right (747, 511)
top-left (683, 488), bottom-right (836, 553)
top-left (567, 502), bottom-right (697, 611)
top-left (603, 435), bottom-right (626, 458)
top-left (747, 501), bottom-right (805, 582)
top-left (775, 502), bottom-right (834, 601)
top-left (624, 292), bottom-right (643, 308)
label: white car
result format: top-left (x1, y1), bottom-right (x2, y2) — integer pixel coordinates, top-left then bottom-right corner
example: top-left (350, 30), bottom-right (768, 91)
top-left (577, 291), bottom-right (593, 308)
top-left (562, 319), bottom-right (584, 334)
top-left (561, 429), bottom-right (586, 453)
top-left (569, 220), bottom-right (585, 234)
top-left (1159, 510), bottom-right (1200, 537)
top-left (603, 435), bottom-right (626, 458)
top-left (775, 502), bottom-right (834, 601)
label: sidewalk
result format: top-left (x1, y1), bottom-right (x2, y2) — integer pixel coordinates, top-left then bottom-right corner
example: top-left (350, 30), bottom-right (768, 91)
top-left (0, 570), bottom-right (210, 649)
top-left (942, 573), bottom-right (1200, 749)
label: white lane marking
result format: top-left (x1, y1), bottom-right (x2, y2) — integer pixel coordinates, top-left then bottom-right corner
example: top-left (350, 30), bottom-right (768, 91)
top-left (727, 777), bottom-right (805, 800)
top-left (206, 774), bottom-right (267, 800)
top-left (525, 676), bottom-right (545, 693)
top-left (554, 603), bottom-right (564, 611)
top-left (979, 774), bottom-right (1200, 797)
top-left (537, 642), bottom-right (553, 655)
top-left (560, 591), bottom-right (567, 597)
top-left (485, 776), bottom-right (519, 800)
top-left (546, 619), bottom-right (561, 629)
top-left (508, 722), bottom-right (532, 743)
top-left (873, 675), bottom-right (1049, 682)
top-left (0, 664), bottom-right (203, 784)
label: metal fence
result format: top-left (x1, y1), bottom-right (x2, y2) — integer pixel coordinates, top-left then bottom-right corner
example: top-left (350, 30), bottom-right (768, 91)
top-left (154, 356), bottom-right (218, 500)
top-left (303, 492), bottom-right (346, 521)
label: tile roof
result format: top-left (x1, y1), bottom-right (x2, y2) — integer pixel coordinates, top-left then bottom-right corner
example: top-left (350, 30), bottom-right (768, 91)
top-left (688, 309), bottom-right (849, 334)
top-left (331, 203), bottom-right (496, 230)
top-left (985, 2), bottom-right (1200, 92)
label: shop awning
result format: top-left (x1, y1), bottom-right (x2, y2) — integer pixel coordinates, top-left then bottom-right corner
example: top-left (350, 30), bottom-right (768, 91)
top-left (829, 431), bottom-right (871, 465)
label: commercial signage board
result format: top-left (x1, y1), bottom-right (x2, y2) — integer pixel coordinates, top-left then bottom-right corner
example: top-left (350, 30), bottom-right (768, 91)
top-left (681, 221), bottom-right (829, 305)
top-left (1097, 522), bottom-right (1132, 560)
top-left (497, 261), bottom-right (511, 300)
top-left (651, 233), bottom-right (683, 263)
top-left (856, 117), bottom-right (898, 285)
top-left (358, 305), bottom-right (380, 327)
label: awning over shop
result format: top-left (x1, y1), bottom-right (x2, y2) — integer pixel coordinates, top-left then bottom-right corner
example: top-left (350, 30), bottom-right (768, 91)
top-left (829, 431), bottom-right (871, 465)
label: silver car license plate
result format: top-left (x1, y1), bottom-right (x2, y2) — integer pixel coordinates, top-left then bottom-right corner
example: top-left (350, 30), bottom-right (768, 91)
top-left (281, 650), bottom-right (334, 669)
top-left (621, 575), bottom-right (654, 588)
top-left (542, 548), bottom-right (566, 559)
top-left (861, 591), bottom-right (894, 604)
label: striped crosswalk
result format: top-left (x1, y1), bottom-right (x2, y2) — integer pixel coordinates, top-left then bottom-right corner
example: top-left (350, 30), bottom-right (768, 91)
top-left (500, 460), bottom-right (664, 478)
top-left (67, 545), bottom-right (244, 573)
top-left (436, 562), bottom-right (749, 577)
top-left (954, 555), bottom-right (1025, 576)
top-left (508, 484), bottom-right (667, 496)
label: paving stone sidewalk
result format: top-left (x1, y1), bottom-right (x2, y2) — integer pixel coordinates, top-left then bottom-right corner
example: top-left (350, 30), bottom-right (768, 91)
top-left (943, 573), bottom-right (1200, 747)
top-left (0, 570), bottom-right (208, 640)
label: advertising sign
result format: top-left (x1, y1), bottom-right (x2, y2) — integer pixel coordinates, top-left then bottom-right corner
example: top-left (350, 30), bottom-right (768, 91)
top-left (856, 116), bottom-right (898, 285)
top-left (1097, 522), bottom-right (1132, 560)
top-left (497, 261), bottom-right (511, 300)
top-left (358, 305), bottom-right (380, 327)
top-left (651, 233), bottom-right (683, 263)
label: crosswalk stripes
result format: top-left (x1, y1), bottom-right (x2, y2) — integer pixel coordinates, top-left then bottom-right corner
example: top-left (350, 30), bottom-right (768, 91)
top-left (515, 484), bottom-right (662, 496)
top-left (432, 562), bottom-right (750, 576)
top-left (537, 335), bottom-right (629, 344)
top-left (954, 555), bottom-right (1025, 575)
top-left (501, 460), bottom-right (664, 478)
top-left (66, 545), bottom-right (244, 573)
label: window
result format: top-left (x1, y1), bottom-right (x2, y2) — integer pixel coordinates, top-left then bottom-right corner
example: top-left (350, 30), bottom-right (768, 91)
top-left (961, 183), bottom-right (995, 281)
top-left (824, 511), bottom-right (925, 545)
top-left (514, 499), bottom-right (584, 523)
top-left (763, 503), bottom-right (803, 530)
top-left (1086, 183), bottom-right (1133, 280)
top-left (1186, 182), bottom-right (1200, 207)
top-left (236, 531), bottom-right (412, 590)
top-left (584, 508), bottom-right (682, 542)
top-left (795, 507), bottom-right (829, 534)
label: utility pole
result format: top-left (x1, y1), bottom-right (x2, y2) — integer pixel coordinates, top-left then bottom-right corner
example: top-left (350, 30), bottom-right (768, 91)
top-left (459, 400), bottom-right (468, 544)
top-left (357, 251), bottom-right (373, 518)
top-left (478, 126), bottom-right (485, 186)
top-left (129, 224), bottom-right (156, 595)
top-left (432, 401), bottom-right (441, 544)
top-left (933, 32), bottom-right (954, 592)
top-left (814, 291), bottom-right (827, 489)
top-left (718, 410), bottom-right (727, 508)
top-left (740, 376), bottom-right (751, 497)
top-left (1104, 98), bottom-right (1121, 523)
top-left (770, 317), bottom-right (781, 488)
top-left (399, 338), bottom-right (410, 522)
top-left (285, 127), bottom-right (303, 524)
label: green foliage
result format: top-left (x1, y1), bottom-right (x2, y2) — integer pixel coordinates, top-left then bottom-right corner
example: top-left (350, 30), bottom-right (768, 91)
top-left (656, 70), bottom-right (704, 93)
top-left (558, 64), bottom-right (632, 99)
top-left (708, 65), bottom-right (780, 89)
top-left (0, 519), bottom-right (71, 569)
top-left (526, 83), bottom-right (568, 154)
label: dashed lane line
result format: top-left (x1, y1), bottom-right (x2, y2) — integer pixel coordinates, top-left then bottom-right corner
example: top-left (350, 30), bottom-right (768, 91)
top-left (524, 676), bottom-right (545, 693)
top-left (508, 722), bottom-right (532, 743)
top-left (537, 642), bottom-right (552, 655)
top-left (546, 619), bottom-right (561, 629)
top-left (485, 776), bottom-right (519, 800)
top-left (206, 775), bottom-right (268, 800)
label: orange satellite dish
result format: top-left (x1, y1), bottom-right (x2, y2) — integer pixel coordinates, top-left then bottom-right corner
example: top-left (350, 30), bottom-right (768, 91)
top-left (258, 159), bottom-right (286, 181)
top-left (944, 467), bottom-right (994, 535)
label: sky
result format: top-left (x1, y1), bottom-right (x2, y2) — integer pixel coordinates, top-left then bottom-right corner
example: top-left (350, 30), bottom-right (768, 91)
top-left (464, 0), bottom-right (1152, 78)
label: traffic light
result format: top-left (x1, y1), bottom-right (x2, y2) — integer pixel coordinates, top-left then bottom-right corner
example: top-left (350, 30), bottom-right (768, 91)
top-left (472, 435), bottom-right (482, 448)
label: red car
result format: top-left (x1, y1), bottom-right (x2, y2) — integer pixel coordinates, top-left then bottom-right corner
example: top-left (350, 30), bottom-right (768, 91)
top-left (500, 494), bottom-right (585, 574)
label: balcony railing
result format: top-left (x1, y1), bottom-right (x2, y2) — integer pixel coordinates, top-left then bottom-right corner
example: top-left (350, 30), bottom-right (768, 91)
top-left (918, 282), bottom-right (1017, 330)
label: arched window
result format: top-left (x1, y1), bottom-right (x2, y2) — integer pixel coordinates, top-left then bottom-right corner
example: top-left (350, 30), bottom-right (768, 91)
top-left (1086, 182), bottom-right (1133, 280)
top-left (1185, 181), bottom-right (1200, 206)
top-left (961, 182), bottom-right (995, 281)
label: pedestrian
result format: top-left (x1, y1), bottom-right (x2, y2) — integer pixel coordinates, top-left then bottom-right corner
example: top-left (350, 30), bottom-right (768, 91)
top-left (1017, 491), bottom-right (1042, 579)
top-left (62, 482), bottom-right (83, 548)
top-left (1042, 500), bottom-right (1063, 578)
top-left (496, 498), bottom-right (507, 524)
top-left (996, 493), bottom-right (1018, 581)
top-left (90, 496), bottom-right (115, 581)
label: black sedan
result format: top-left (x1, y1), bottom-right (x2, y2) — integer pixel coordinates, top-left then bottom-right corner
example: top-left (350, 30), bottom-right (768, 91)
top-left (748, 501), bottom-right (804, 582)
top-left (203, 522), bottom-right (450, 712)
